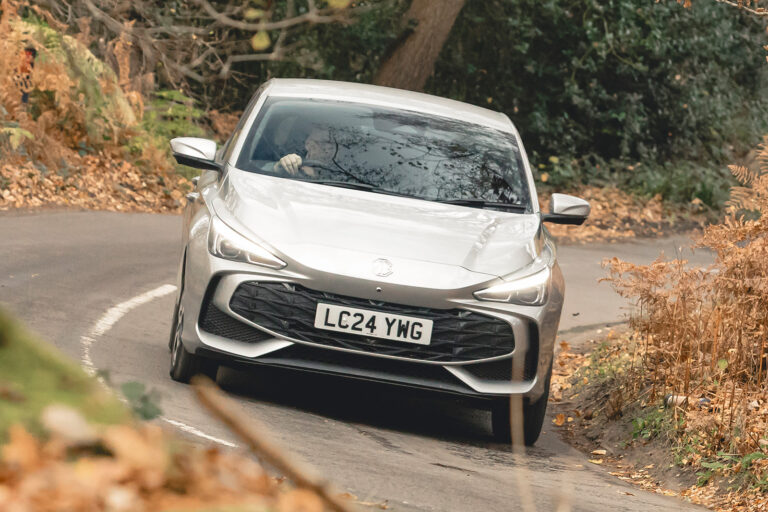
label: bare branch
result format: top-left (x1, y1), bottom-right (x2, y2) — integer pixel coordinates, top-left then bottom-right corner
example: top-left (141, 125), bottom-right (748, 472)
top-left (28, 0), bottom-right (383, 92)
top-left (145, 25), bottom-right (210, 35)
top-left (192, 0), bottom-right (349, 31)
top-left (219, 52), bottom-right (281, 77)
top-left (82, 0), bottom-right (130, 35)
top-left (714, 0), bottom-right (768, 15)
top-left (193, 377), bottom-right (357, 512)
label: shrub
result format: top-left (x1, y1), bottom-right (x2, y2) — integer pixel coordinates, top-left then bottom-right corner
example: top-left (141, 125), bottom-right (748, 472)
top-left (604, 137), bottom-right (768, 485)
top-left (428, 0), bottom-right (768, 204)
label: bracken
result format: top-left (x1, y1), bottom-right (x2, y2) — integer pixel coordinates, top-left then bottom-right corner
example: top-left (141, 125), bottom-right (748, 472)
top-left (603, 136), bottom-right (768, 502)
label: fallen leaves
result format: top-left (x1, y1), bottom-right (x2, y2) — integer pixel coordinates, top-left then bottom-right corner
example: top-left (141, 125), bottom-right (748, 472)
top-left (553, 329), bottom-right (768, 512)
top-left (2, 425), bottom-right (41, 472)
top-left (276, 488), bottom-right (325, 512)
top-left (540, 186), bottom-right (707, 244)
top-left (101, 424), bottom-right (169, 490)
top-left (0, 157), bottom-right (190, 213)
top-left (0, 405), bottom-right (345, 511)
top-left (550, 339), bottom-right (588, 403)
top-left (553, 413), bottom-right (566, 426)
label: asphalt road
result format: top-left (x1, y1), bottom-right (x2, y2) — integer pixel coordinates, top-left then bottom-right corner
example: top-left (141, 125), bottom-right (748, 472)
top-left (0, 210), bottom-right (714, 512)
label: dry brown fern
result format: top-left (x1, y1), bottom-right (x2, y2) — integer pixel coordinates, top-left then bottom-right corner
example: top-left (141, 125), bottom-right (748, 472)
top-left (605, 141), bottom-right (768, 460)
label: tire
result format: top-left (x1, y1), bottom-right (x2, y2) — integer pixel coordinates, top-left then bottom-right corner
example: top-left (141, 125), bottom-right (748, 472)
top-left (169, 250), bottom-right (186, 352)
top-left (168, 298), bottom-right (181, 352)
top-left (169, 302), bottom-right (218, 383)
top-left (491, 364), bottom-right (552, 446)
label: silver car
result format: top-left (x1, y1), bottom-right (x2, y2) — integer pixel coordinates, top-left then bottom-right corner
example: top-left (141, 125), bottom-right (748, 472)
top-left (168, 79), bottom-right (589, 445)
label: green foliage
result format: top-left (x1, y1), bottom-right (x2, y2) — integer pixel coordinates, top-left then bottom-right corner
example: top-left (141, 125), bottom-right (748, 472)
top-left (37, 0), bottom-right (763, 205)
top-left (428, 0), bottom-right (768, 206)
top-left (142, 90), bottom-right (207, 141)
top-left (203, 0), bottom-right (768, 207)
top-left (0, 310), bottom-right (128, 439)
top-left (697, 452), bottom-right (768, 489)
top-left (275, 0), bottom-right (408, 82)
top-left (622, 159), bottom-right (734, 207)
top-left (120, 381), bottom-right (163, 421)
top-left (0, 124), bottom-right (34, 150)
top-left (132, 89), bottom-right (208, 176)
top-left (631, 407), bottom-right (672, 440)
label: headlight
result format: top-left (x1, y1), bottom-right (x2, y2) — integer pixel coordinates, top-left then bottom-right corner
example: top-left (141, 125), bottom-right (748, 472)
top-left (208, 216), bottom-right (286, 269)
top-left (474, 266), bottom-right (551, 306)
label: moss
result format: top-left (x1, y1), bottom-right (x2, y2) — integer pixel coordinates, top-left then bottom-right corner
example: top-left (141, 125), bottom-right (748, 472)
top-left (0, 309), bottom-right (129, 441)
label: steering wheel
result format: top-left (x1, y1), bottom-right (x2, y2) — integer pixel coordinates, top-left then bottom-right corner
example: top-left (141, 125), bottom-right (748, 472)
top-left (274, 158), bottom-right (349, 181)
top-left (301, 159), bottom-right (340, 177)
top-left (271, 157), bottom-right (312, 178)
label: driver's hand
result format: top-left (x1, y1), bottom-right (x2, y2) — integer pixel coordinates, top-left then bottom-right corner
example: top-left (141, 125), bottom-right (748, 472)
top-left (275, 154), bottom-right (302, 175)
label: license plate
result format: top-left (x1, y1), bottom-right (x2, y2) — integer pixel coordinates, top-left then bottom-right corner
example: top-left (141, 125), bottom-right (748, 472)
top-left (313, 303), bottom-right (433, 345)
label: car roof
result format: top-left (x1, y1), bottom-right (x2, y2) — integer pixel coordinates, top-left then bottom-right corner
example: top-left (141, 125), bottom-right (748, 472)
top-left (262, 79), bottom-right (516, 133)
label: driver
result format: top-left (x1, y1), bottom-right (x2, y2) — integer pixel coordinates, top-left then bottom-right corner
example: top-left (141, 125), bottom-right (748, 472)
top-left (274, 127), bottom-right (335, 177)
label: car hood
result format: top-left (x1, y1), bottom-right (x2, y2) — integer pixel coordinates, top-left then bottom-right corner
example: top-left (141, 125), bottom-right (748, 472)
top-left (214, 170), bottom-right (541, 280)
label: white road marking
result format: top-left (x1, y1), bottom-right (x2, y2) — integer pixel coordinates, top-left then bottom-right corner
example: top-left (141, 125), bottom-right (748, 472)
top-left (80, 283), bottom-right (237, 448)
top-left (81, 284), bottom-right (177, 374)
top-left (162, 417), bottom-right (236, 447)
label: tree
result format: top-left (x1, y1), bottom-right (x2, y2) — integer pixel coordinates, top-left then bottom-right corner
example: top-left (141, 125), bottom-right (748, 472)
top-left (28, 0), bottom-right (371, 90)
top-left (374, 0), bottom-right (465, 92)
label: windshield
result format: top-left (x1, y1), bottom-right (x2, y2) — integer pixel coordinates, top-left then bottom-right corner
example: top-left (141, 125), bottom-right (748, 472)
top-left (235, 97), bottom-right (531, 210)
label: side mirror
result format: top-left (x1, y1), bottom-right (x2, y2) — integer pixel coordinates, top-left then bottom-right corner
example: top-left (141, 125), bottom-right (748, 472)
top-left (541, 193), bottom-right (590, 225)
top-left (170, 137), bottom-right (221, 172)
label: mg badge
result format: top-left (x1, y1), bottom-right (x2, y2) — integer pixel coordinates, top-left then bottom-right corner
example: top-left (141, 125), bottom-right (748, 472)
top-left (372, 258), bottom-right (393, 277)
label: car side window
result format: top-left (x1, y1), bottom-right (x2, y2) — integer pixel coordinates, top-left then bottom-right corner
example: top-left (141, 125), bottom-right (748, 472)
top-left (220, 85), bottom-right (267, 166)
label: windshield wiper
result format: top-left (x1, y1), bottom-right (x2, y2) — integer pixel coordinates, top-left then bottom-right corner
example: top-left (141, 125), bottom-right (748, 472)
top-left (308, 179), bottom-right (376, 191)
top-left (307, 179), bottom-right (419, 199)
top-left (301, 180), bottom-right (526, 210)
top-left (437, 198), bottom-right (528, 211)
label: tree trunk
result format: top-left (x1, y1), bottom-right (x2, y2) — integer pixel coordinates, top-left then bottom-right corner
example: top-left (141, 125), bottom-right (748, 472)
top-left (374, 0), bottom-right (466, 92)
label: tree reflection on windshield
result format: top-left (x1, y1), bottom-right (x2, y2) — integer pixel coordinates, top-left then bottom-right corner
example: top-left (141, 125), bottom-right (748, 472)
top-left (236, 98), bottom-right (530, 209)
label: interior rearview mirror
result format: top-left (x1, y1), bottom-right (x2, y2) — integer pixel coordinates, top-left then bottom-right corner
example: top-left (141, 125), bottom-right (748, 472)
top-left (170, 137), bottom-right (221, 172)
top-left (541, 193), bottom-right (590, 225)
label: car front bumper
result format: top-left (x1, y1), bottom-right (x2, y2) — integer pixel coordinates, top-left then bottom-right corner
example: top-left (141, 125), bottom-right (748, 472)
top-left (178, 221), bottom-right (564, 402)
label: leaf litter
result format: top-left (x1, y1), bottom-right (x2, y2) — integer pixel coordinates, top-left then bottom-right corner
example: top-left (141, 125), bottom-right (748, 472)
top-left (541, 186), bottom-right (708, 244)
top-left (0, 405), bottom-right (349, 512)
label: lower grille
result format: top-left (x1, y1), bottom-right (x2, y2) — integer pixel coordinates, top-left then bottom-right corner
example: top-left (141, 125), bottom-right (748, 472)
top-left (260, 344), bottom-right (464, 390)
top-left (199, 302), bottom-right (271, 344)
top-left (463, 358), bottom-right (514, 381)
top-left (229, 281), bottom-right (515, 363)
top-left (199, 343), bottom-right (486, 397)
top-left (462, 352), bottom-right (537, 382)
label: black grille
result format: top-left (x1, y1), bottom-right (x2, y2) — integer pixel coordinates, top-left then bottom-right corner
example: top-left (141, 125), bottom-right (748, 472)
top-left (199, 302), bottom-right (271, 344)
top-left (229, 282), bottom-right (515, 362)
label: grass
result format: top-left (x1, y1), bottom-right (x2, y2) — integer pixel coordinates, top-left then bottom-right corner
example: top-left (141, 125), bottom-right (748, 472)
top-left (630, 407), bottom-right (677, 441)
top-left (697, 452), bottom-right (768, 490)
top-left (0, 309), bottom-right (129, 440)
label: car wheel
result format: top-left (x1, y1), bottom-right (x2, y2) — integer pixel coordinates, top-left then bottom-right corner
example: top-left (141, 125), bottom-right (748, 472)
top-left (168, 297), bottom-right (180, 352)
top-left (169, 302), bottom-right (218, 383)
top-left (491, 364), bottom-right (552, 446)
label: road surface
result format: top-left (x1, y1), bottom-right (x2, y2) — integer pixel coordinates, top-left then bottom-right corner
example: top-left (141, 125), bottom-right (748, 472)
top-left (0, 210), bottom-right (713, 511)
